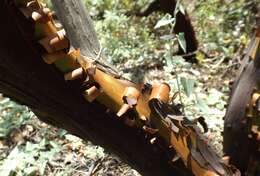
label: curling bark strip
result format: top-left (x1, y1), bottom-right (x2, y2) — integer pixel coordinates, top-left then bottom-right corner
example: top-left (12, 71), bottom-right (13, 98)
top-left (14, 0), bottom-right (239, 175)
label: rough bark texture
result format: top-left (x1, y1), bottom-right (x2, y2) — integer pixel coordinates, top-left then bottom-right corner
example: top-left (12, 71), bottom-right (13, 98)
top-left (223, 26), bottom-right (260, 174)
top-left (0, 1), bottom-right (191, 176)
top-left (51, 0), bottom-right (100, 59)
top-left (223, 60), bottom-right (260, 173)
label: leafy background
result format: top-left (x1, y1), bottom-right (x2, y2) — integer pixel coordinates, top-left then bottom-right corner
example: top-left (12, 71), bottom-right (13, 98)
top-left (0, 0), bottom-right (259, 175)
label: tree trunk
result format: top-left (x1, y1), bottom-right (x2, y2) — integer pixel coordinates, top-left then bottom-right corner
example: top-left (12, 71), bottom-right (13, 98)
top-left (51, 0), bottom-right (100, 59)
top-left (223, 22), bottom-right (260, 174)
top-left (0, 1), bottom-right (191, 176)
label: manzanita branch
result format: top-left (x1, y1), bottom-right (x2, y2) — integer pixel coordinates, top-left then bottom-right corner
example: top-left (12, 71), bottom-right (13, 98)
top-left (12, 0), bottom-right (240, 175)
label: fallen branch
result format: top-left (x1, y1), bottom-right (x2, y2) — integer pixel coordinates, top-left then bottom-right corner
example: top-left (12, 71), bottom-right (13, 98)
top-left (2, 0), bottom-right (240, 175)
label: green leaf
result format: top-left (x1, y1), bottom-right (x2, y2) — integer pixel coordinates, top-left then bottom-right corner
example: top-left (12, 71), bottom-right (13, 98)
top-left (25, 142), bottom-right (38, 152)
top-left (0, 147), bottom-right (19, 176)
top-left (50, 141), bottom-right (60, 149)
top-left (171, 56), bottom-right (186, 65)
top-left (57, 129), bottom-right (67, 138)
top-left (180, 77), bottom-right (195, 97)
top-left (174, 0), bottom-right (180, 15)
top-left (154, 17), bottom-right (175, 29)
top-left (24, 166), bottom-right (37, 176)
top-left (39, 161), bottom-right (47, 175)
top-left (39, 138), bottom-right (49, 148)
top-left (207, 89), bottom-right (223, 105)
top-left (196, 96), bottom-right (210, 114)
top-left (179, 4), bottom-right (186, 15)
top-left (174, 0), bottom-right (185, 15)
top-left (177, 33), bottom-right (187, 53)
top-left (160, 34), bottom-right (175, 40)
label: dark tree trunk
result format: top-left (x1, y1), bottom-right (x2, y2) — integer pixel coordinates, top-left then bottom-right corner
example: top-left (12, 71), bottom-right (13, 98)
top-left (0, 1), bottom-right (191, 176)
top-left (223, 21), bottom-right (260, 174)
top-left (223, 60), bottom-right (260, 174)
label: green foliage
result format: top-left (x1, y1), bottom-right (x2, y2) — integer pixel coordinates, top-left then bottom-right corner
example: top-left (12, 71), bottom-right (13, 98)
top-left (154, 15), bottom-right (175, 29)
top-left (195, 0), bottom-right (256, 59)
top-left (84, 0), bottom-right (149, 16)
top-left (0, 98), bottom-right (33, 138)
top-left (0, 97), bottom-right (106, 176)
top-left (0, 139), bottom-right (61, 176)
top-left (176, 33), bottom-right (186, 53)
top-left (95, 12), bottom-right (164, 65)
top-left (180, 77), bottom-right (195, 98)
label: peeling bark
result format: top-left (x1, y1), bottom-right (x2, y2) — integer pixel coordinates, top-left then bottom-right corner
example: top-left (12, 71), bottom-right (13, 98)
top-left (0, 1), bottom-right (191, 175)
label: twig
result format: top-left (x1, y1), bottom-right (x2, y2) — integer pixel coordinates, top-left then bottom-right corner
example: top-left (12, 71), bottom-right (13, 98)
top-left (85, 162), bottom-right (96, 176)
top-left (89, 157), bottom-right (106, 175)
top-left (169, 0), bottom-right (185, 114)
top-left (94, 46), bottom-right (103, 61)
top-left (175, 74), bottom-right (185, 114)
